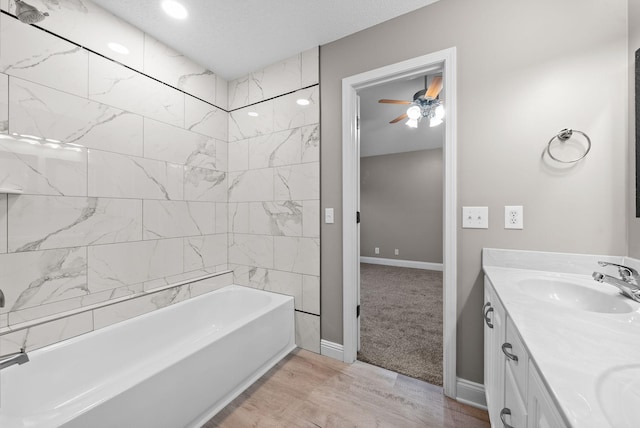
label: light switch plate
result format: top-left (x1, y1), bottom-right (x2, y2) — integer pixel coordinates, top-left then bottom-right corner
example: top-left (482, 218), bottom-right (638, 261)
top-left (325, 208), bottom-right (334, 224)
top-left (462, 206), bottom-right (489, 229)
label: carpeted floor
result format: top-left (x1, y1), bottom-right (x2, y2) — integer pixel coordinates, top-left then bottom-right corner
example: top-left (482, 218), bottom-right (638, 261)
top-left (357, 263), bottom-right (443, 386)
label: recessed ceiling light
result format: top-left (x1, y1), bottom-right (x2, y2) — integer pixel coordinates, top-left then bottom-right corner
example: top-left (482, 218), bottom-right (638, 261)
top-left (247, 111), bottom-right (259, 117)
top-left (162, 0), bottom-right (188, 19)
top-left (296, 99), bottom-right (310, 106)
top-left (107, 42), bottom-right (129, 55)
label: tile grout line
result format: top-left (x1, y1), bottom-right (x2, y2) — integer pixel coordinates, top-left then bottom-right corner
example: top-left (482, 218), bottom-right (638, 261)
top-left (4, 73), bottom-right (9, 254)
top-left (0, 270), bottom-right (233, 335)
top-left (0, 10), bottom-right (227, 113)
top-left (1, 10), bottom-right (319, 116)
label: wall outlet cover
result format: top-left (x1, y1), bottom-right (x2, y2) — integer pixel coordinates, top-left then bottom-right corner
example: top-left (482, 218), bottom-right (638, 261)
top-left (504, 205), bottom-right (523, 229)
top-left (462, 206), bottom-right (489, 229)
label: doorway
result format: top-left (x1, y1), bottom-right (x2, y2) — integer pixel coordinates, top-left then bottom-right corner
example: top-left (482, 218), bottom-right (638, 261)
top-left (357, 76), bottom-right (445, 384)
top-left (341, 48), bottom-right (457, 398)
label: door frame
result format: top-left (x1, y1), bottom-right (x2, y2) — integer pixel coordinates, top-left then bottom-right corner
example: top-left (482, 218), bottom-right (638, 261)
top-left (341, 47), bottom-right (457, 398)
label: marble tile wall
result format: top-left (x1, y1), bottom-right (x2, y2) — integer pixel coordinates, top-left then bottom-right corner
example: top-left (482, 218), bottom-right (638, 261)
top-left (0, 1), bottom-right (229, 351)
top-left (228, 48), bottom-right (320, 110)
top-left (228, 48), bottom-right (321, 353)
top-left (0, 0), bottom-right (227, 109)
top-left (0, 273), bottom-right (232, 354)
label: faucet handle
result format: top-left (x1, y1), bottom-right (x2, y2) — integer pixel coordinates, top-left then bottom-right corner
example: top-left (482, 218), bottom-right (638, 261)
top-left (597, 261), bottom-right (639, 280)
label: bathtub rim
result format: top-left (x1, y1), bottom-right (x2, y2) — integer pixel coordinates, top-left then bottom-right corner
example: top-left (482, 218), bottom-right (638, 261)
top-left (0, 284), bottom-right (296, 427)
top-left (0, 270), bottom-right (233, 337)
top-left (24, 284), bottom-right (293, 362)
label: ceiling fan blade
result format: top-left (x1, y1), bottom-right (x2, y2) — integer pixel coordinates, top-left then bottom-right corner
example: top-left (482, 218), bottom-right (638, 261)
top-left (379, 99), bottom-right (412, 105)
top-left (389, 113), bottom-right (408, 124)
top-left (425, 76), bottom-right (443, 99)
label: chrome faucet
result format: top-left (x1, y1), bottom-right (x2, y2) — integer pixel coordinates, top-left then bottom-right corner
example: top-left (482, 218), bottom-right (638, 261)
top-left (592, 261), bottom-right (640, 303)
top-left (0, 348), bottom-right (29, 371)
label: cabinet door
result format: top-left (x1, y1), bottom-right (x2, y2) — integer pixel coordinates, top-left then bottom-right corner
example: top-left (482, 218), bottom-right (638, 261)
top-left (484, 285), bottom-right (493, 398)
top-left (502, 366), bottom-right (527, 428)
top-left (505, 317), bottom-right (528, 400)
top-left (484, 277), bottom-right (506, 425)
top-left (527, 363), bottom-right (567, 428)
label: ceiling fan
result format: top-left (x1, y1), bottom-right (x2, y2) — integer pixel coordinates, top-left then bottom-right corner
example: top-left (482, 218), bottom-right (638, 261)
top-left (378, 76), bottom-right (444, 127)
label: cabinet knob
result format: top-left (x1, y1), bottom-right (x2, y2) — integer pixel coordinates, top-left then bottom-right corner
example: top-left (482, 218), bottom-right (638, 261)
top-left (482, 301), bottom-right (490, 315)
top-left (502, 343), bottom-right (519, 362)
top-left (484, 305), bottom-right (494, 328)
top-left (500, 408), bottom-right (515, 428)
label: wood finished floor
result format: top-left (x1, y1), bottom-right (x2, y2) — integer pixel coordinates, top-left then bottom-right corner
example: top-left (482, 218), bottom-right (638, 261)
top-left (204, 349), bottom-right (489, 428)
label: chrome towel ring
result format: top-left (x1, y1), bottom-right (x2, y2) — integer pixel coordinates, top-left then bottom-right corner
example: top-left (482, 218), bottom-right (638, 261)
top-left (546, 129), bottom-right (591, 163)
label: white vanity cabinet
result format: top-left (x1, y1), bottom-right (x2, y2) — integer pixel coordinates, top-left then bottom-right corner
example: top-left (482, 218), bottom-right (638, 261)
top-left (483, 279), bottom-right (506, 424)
top-left (527, 363), bottom-right (567, 428)
top-left (484, 277), bottom-right (567, 428)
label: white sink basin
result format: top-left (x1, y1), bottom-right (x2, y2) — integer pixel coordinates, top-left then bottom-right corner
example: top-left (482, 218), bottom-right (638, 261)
top-left (597, 365), bottom-right (640, 428)
top-left (517, 277), bottom-right (636, 313)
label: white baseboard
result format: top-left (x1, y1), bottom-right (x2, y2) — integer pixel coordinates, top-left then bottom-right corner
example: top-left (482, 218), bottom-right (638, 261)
top-left (456, 377), bottom-right (487, 410)
top-left (360, 256), bottom-right (443, 271)
top-left (320, 339), bottom-right (344, 361)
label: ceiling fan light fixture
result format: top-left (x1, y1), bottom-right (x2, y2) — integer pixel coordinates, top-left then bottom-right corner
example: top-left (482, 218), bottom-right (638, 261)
top-left (433, 104), bottom-right (445, 120)
top-left (406, 105), bottom-right (422, 120)
top-left (429, 104), bottom-right (445, 127)
top-left (406, 118), bottom-right (419, 128)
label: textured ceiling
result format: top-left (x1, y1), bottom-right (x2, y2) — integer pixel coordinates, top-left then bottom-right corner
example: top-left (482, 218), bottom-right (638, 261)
top-left (92, 0), bottom-right (439, 80)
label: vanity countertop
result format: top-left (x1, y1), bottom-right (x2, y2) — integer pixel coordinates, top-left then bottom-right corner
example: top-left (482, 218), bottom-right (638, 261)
top-left (482, 248), bottom-right (640, 428)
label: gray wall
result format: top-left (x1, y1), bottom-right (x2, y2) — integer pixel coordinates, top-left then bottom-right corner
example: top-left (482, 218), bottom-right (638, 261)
top-left (629, 0), bottom-right (640, 258)
top-left (360, 149), bottom-right (443, 263)
top-left (320, 0), bottom-right (628, 383)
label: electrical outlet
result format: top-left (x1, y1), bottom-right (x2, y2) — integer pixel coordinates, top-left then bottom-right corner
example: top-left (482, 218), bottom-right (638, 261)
top-left (394, 249), bottom-right (399, 256)
top-left (462, 207), bottom-right (489, 229)
top-left (375, 247), bottom-right (380, 255)
top-left (505, 205), bottom-right (523, 229)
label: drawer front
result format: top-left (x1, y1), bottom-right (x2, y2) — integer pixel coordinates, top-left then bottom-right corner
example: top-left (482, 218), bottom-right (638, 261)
top-left (505, 317), bottom-right (528, 399)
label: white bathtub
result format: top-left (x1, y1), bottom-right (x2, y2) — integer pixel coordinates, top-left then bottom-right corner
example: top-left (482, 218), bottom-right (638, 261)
top-left (0, 285), bottom-right (296, 428)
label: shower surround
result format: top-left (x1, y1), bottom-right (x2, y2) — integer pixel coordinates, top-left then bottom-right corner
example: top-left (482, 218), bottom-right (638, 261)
top-left (227, 52), bottom-right (320, 352)
top-left (0, 0), bottom-right (320, 354)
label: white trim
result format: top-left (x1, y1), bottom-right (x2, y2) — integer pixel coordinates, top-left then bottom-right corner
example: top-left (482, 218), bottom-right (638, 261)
top-left (320, 339), bottom-right (344, 361)
top-left (456, 378), bottom-right (488, 410)
top-left (342, 47), bottom-right (458, 398)
top-left (360, 257), bottom-right (443, 271)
